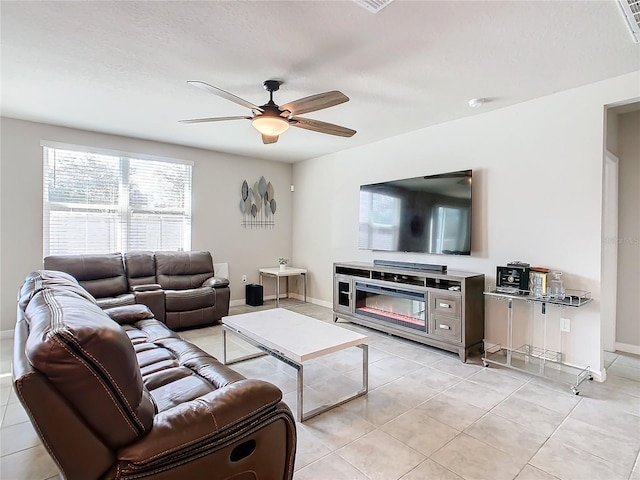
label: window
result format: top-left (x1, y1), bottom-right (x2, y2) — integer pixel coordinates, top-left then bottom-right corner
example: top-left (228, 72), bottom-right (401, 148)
top-left (43, 144), bottom-right (193, 256)
top-left (359, 190), bottom-right (401, 250)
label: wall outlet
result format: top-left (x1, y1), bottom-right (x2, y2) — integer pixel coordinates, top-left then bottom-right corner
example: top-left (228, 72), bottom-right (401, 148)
top-left (560, 318), bottom-right (571, 332)
top-left (241, 275), bottom-right (247, 284)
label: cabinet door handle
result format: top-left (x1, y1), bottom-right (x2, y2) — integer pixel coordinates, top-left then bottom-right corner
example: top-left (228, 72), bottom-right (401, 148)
top-left (439, 324), bottom-right (451, 330)
top-left (439, 303), bottom-right (451, 308)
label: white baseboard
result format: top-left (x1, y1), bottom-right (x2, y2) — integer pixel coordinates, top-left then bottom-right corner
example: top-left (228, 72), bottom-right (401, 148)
top-left (231, 295), bottom-right (331, 309)
top-left (615, 342), bottom-right (640, 355)
top-left (1, 330), bottom-right (14, 340)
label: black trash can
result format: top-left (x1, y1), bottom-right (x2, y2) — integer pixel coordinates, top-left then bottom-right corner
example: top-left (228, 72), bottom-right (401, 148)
top-left (245, 284), bottom-right (263, 306)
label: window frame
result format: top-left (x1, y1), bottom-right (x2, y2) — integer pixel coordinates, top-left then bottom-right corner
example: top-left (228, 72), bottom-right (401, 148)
top-left (42, 141), bottom-right (194, 256)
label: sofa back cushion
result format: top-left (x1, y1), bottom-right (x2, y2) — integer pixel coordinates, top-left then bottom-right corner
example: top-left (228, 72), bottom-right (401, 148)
top-left (124, 251), bottom-right (157, 287)
top-left (155, 251), bottom-right (214, 290)
top-left (23, 273), bottom-right (155, 450)
top-left (44, 253), bottom-right (129, 299)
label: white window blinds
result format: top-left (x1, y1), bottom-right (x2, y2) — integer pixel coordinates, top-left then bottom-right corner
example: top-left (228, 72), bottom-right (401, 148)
top-left (43, 145), bottom-right (192, 256)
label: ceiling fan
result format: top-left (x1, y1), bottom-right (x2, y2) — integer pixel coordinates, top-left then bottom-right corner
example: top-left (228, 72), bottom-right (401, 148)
top-left (180, 80), bottom-right (356, 144)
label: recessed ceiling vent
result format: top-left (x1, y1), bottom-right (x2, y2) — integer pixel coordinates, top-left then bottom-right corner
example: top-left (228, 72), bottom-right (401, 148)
top-left (353, 0), bottom-right (394, 14)
top-left (618, 0), bottom-right (640, 43)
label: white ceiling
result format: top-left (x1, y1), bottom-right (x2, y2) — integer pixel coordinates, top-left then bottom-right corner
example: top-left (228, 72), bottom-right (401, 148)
top-left (2, 1), bottom-right (639, 163)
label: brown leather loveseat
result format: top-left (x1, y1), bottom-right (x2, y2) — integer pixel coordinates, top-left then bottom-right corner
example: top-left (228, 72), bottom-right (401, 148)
top-left (44, 250), bottom-right (230, 329)
top-left (13, 270), bottom-right (296, 479)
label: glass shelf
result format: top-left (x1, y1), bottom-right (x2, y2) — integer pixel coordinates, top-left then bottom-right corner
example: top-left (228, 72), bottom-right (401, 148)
top-left (484, 288), bottom-right (592, 307)
top-left (483, 344), bottom-right (592, 394)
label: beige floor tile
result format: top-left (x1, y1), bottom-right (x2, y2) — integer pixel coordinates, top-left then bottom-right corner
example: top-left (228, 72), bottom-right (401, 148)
top-left (0, 419), bottom-right (42, 456)
top-left (512, 382), bottom-right (581, 415)
top-left (464, 412), bottom-right (549, 462)
top-left (404, 365), bottom-right (462, 391)
top-left (372, 376), bottom-right (440, 408)
top-left (400, 459), bottom-right (463, 480)
top-left (416, 393), bottom-right (487, 431)
top-left (613, 353), bottom-right (640, 369)
top-left (0, 445), bottom-right (60, 480)
top-left (343, 361), bottom-right (403, 390)
top-left (431, 356), bottom-right (484, 379)
top-left (1, 400), bottom-right (30, 428)
top-left (339, 388), bottom-right (412, 426)
top-left (531, 438), bottom-right (628, 480)
top-left (381, 408), bottom-right (459, 456)
top-left (259, 370), bottom-right (298, 395)
top-left (294, 452), bottom-right (368, 480)
top-left (515, 464), bottom-right (563, 480)
top-left (431, 433), bottom-right (526, 480)
top-left (293, 424), bottom-right (332, 471)
top-left (443, 379), bottom-right (510, 410)
top-left (337, 429), bottom-right (425, 480)
top-left (550, 417), bottom-right (639, 475)
top-left (608, 362), bottom-right (640, 381)
top-left (466, 367), bottom-right (529, 395)
top-left (569, 396), bottom-right (640, 440)
top-left (301, 406), bottom-right (376, 450)
top-left (491, 395), bottom-right (565, 437)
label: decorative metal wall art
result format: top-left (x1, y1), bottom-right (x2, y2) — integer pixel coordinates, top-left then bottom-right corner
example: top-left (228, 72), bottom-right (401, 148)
top-left (240, 176), bottom-right (277, 228)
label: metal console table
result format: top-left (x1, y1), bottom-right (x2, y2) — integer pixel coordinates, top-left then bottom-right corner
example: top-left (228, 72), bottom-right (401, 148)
top-left (483, 289), bottom-right (594, 394)
top-left (259, 267), bottom-right (307, 307)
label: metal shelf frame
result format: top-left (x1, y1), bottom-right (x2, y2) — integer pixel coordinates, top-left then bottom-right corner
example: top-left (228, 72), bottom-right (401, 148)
top-left (483, 289), bottom-right (593, 394)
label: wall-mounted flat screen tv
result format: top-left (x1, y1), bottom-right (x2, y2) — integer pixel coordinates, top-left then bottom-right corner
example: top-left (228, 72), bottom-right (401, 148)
top-left (359, 170), bottom-right (472, 255)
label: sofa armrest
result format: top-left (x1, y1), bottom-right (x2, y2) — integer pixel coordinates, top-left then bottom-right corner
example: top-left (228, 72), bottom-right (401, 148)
top-left (203, 276), bottom-right (229, 289)
top-left (131, 283), bottom-right (162, 292)
top-left (117, 379), bottom-right (282, 463)
top-left (104, 304), bottom-right (155, 325)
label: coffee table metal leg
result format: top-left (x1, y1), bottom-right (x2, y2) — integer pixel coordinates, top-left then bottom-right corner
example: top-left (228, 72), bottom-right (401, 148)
top-left (298, 344), bottom-right (368, 422)
top-left (222, 327), bottom-right (268, 365)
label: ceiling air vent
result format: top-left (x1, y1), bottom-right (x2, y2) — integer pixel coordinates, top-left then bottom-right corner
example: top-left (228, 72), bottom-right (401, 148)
top-left (353, 0), bottom-right (394, 14)
top-left (618, 0), bottom-right (640, 43)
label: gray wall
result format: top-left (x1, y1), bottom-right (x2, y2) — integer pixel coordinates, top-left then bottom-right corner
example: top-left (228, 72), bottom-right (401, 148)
top-left (616, 110), bottom-right (640, 348)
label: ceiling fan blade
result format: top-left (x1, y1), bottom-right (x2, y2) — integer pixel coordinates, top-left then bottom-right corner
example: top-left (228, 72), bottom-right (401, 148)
top-left (280, 91), bottom-right (349, 116)
top-left (262, 134), bottom-right (279, 144)
top-left (179, 116), bottom-right (252, 124)
top-left (187, 81), bottom-right (264, 112)
top-left (290, 117), bottom-right (356, 137)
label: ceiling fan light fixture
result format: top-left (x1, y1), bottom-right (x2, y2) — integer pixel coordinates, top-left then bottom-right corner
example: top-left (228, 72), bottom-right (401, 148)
top-left (252, 115), bottom-right (290, 136)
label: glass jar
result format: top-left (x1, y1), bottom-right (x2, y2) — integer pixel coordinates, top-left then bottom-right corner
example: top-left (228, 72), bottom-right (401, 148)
top-left (549, 271), bottom-right (565, 300)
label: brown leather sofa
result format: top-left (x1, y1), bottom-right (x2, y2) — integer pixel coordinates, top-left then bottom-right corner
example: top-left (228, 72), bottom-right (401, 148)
top-left (13, 270), bottom-right (296, 480)
top-left (44, 250), bottom-right (230, 329)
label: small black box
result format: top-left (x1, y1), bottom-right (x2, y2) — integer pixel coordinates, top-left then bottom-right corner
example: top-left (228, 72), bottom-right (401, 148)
top-left (245, 284), bottom-right (263, 306)
top-left (496, 265), bottom-right (530, 293)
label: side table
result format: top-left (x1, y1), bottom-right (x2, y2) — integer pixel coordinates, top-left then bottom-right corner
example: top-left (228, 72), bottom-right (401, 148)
top-left (259, 267), bottom-right (307, 307)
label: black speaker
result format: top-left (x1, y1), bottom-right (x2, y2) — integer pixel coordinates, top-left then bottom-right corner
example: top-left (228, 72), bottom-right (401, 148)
top-left (245, 284), bottom-right (263, 306)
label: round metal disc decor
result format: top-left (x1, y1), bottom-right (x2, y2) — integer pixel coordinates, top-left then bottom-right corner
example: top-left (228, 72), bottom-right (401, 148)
top-left (251, 204), bottom-right (257, 217)
top-left (270, 198), bottom-right (277, 214)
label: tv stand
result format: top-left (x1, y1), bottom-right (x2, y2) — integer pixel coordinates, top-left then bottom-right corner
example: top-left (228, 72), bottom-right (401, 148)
top-left (333, 261), bottom-right (484, 362)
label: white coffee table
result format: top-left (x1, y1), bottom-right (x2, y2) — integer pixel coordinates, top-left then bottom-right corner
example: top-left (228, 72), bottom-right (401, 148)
top-left (222, 308), bottom-right (368, 422)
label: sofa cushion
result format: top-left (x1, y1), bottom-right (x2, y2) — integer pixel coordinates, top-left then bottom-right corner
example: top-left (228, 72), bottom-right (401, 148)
top-left (124, 251), bottom-right (157, 287)
top-left (23, 278), bottom-right (155, 450)
top-left (95, 293), bottom-right (136, 310)
top-left (164, 287), bottom-right (216, 312)
top-left (44, 253), bottom-right (129, 299)
top-left (155, 251), bottom-right (214, 290)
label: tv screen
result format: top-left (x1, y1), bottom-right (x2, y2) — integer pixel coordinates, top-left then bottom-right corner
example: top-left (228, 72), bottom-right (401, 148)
top-left (359, 170), bottom-right (472, 255)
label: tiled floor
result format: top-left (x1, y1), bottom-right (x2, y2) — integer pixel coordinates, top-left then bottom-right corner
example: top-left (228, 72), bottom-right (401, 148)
top-left (2, 301), bottom-right (639, 479)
